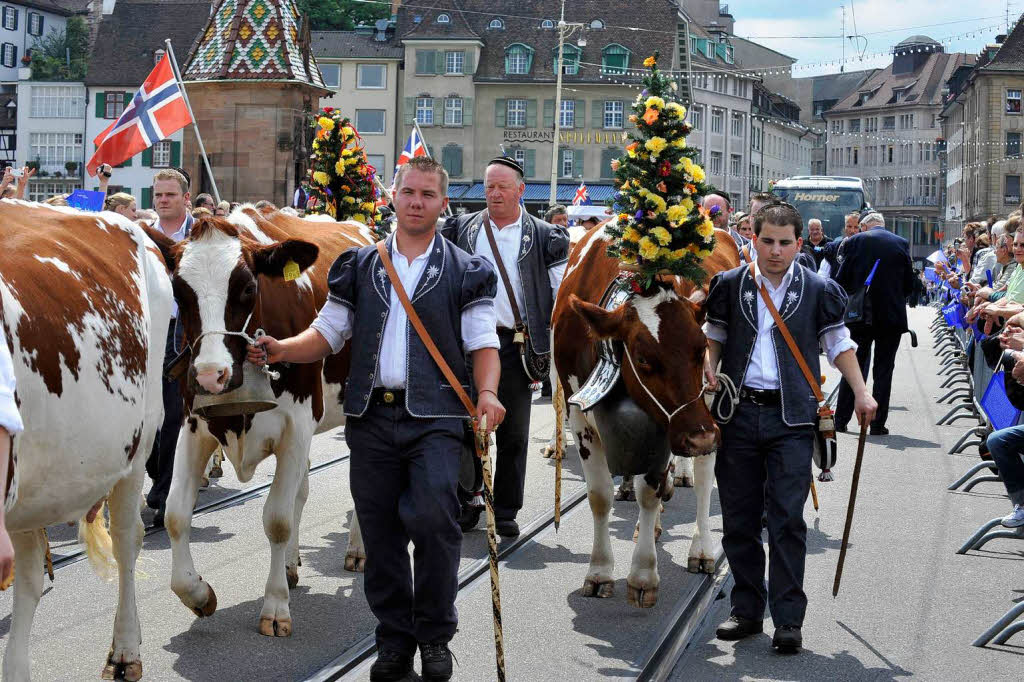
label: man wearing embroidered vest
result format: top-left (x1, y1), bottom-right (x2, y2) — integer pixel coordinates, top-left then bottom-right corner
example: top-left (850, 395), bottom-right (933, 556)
top-left (441, 157), bottom-right (569, 537)
top-left (703, 202), bottom-right (877, 652)
top-left (249, 157), bottom-right (503, 682)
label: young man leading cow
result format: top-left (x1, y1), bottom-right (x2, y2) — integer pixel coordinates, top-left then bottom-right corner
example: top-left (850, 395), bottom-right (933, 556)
top-left (249, 156), bottom-right (503, 682)
top-left (704, 202), bottom-right (877, 652)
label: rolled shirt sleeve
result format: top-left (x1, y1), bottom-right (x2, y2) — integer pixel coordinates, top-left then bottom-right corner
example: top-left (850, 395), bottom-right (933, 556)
top-left (462, 301), bottom-right (500, 352)
top-left (0, 338), bottom-right (23, 435)
top-left (821, 326), bottom-right (857, 367)
top-left (702, 321), bottom-right (728, 344)
top-left (310, 300), bottom-right (354, 354)
top-left (548, 261), bottom-right (567, 300)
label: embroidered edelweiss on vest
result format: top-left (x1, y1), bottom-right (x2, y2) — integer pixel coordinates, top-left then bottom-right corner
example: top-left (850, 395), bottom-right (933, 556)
top-left (786, 291), bottom-right (799, 305)
top-left (377, 267), bottom-right (387, 282)
top-left (425, 265), bottom-right (440, 279)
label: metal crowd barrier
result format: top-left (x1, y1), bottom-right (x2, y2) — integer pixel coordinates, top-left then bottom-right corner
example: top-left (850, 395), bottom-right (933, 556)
top-left (932, 304), bottom-right (1024, 647)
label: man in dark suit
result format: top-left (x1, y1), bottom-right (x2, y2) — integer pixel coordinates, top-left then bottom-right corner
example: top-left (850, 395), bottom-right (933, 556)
top-left (833, 210), bottom-right (915, 435)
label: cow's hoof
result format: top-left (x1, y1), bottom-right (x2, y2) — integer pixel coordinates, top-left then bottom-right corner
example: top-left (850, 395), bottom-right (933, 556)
top-left (209, 465), bottom-right (223, 479)
top-left (700, 557), bottom-right (716, 574)
top-left (190, 582), bottom-right (217, 618)
top-left (614, 487), bottom-right (635, 501)
top-left (673, 475), bottom-right (693, 488)
top-left (101, 648), bottom-right (142, 682)
top-left (627, 581), bottom-right (659, 608)
top-left (200, 476), bottom-right (210, 489)
top-left (344, 553), bottom-right (366, 573)
top-left (654, 526), bottom-right (663, 542)
top-left (258, 616), bottom-right (292, 637)
top-left (687, 557), bottom-right (701, 573)
top-left (540, 445), bottom-right (555, 458)
top-left (286, 565), bottom-right (299, 589)
top-left (581, 578), bottom-right (614, 598)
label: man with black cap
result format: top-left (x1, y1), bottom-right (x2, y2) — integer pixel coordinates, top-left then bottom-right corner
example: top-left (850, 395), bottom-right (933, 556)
top-left (442, 156), bottom-right (569, 536)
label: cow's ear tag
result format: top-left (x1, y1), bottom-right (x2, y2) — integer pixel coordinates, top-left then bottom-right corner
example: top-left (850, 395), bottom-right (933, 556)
top-left (283, 260), bottom-right (300, 282)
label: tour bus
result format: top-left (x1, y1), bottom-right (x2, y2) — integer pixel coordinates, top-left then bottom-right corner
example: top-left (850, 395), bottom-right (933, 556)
top-left (771, 176), bottom-right (871, 239)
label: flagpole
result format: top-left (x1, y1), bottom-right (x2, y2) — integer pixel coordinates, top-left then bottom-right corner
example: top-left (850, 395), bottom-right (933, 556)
top-left (411, 118), bottom-right (451, 217)
top-left (164, 39), bottom-right (221, 204)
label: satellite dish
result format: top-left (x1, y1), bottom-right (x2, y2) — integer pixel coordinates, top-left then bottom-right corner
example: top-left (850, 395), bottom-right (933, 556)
top-left (375, 18), bottom-right (389, 31)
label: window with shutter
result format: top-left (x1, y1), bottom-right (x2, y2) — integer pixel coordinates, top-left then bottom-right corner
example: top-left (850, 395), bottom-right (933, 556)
top-left (601, 44), bottom-right (630, 74)
top-left (525, 149), bottom-right (536, 178)
top-left (463, 97), bottom-right (474, 126)
top-left (573, 149), bottom-right (583, 178)
top-left (543, 99), bottom-right (554, 128)
top-left (415, 50), bottom-right (434, 75)
top-left (505, 44), bottom-right (533, 75)
top-left (495, 98), bottom-right (506, 127)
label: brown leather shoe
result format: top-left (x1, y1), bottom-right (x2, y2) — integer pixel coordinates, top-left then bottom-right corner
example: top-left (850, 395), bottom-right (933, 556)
top-left (715, 615), bottom-right (763, 640)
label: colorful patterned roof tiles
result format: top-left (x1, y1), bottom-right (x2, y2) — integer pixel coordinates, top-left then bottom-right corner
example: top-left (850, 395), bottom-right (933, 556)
top-left (183, 0), bottom-right (327, 91)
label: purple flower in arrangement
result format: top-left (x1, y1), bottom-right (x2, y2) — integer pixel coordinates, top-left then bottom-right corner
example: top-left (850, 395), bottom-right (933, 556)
top-left (709, 205), bottom-right (721, 217)
top-left (325, 188), bottom-right (333, 196)
top-left (642, 89), bottom-right (649, 97)
top-left (635, 210), bottom-right (644, 220)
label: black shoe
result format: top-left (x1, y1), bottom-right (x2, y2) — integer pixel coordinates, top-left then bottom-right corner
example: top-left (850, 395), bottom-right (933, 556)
top-left (152, 506), bottom-right (165, 528)
top-left (869, 425), bottom-right (890, 436)
top-left (715, 615), bottom-right (763, 641)
top-left (772, 625), bottom-right (802, 652)
top-left (419, 642), bottom-right (454, 681)
top-left (835, 423), bottom-right (849, 434)
top-left (457, 504), bottom-right (483, 532)
top-left (495, 518), bottom-right (520, 537)
top-left (370, 648), bottom-right (413, 682)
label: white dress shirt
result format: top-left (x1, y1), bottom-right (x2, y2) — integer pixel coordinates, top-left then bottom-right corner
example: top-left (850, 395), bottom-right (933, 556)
top-left (159, 214), bottom-right (191, 319)
top-left (703, 260), bottom-right (856, 390)
top-left (0, 329), bottom-right (23, 435)
top-left (310, 235), bottom-right (500, 388)
top-left (473, 208), bottom-right (566, 329)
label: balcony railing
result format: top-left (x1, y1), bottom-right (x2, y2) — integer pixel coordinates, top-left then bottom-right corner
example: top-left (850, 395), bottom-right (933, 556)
top-left (1005, 194), bottom-right (1021, 205)
top-left (31, 160), bottom-right (84, 178)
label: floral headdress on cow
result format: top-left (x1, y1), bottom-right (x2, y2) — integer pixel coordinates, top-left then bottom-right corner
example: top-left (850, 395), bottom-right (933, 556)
top-left (605, 52), bottom-right (717, 292)
top-left (306, 107), bottom-right (386, 238)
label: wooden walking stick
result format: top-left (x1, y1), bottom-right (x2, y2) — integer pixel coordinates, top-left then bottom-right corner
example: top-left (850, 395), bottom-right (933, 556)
top-left (809, 477), bottom-right (819, 512)
top-left (833, 419), bottom-right (869, 597)
top-left (476, 415), bottom-right (507, 682)
top-left (553, 378), bottom-right (565, 531)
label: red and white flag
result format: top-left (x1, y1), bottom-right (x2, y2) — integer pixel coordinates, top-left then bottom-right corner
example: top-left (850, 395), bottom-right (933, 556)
top-left (394, 126), bottom-right (428, 173)
top-left (87, 52), bottom-right (192, 176)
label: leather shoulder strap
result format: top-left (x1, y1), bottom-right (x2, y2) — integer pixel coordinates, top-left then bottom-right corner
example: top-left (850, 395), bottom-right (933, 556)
top-left (748, 262), bottom-right (825, 404)
top-left (376, 241), bottom-right (476, 417)
top-left (481, 212), bottom-right (526, 331)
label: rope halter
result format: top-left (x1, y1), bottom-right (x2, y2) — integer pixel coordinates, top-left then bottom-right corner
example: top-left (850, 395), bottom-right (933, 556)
top-left (189, 309), bottom-right (280, 381)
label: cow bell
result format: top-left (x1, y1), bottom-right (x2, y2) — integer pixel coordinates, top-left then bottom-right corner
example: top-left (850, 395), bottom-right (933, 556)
top-left (191, 361), bottom-right (278, 419)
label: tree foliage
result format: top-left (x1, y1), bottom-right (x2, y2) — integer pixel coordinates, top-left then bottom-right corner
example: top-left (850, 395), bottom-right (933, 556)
top-left (28, 16), bottom-right (89, 81)
top-left (296, 0), bottom-right (389, 31)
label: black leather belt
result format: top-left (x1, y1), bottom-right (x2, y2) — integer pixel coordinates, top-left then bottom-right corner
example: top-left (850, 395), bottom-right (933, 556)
top-left (739, 386), bottom-right (781, 406)
top-left (370, 387), bottom-right (406, 406)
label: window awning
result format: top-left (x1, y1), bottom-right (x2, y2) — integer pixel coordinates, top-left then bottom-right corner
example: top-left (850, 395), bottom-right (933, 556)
top-left (456, 182), bottom-right (615, 203)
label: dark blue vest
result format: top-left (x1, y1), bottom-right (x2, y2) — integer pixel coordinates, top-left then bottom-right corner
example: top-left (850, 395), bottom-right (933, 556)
top-left (705, 263), bottom-right (849, 426)
top-left (441, 210), bottom-right (569, 354)
top-left (327, 232), bottom-right (497, 418)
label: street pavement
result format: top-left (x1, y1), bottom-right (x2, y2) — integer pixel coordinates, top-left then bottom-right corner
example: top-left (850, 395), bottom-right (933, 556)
top-left (671, 306), bottom-right (1024, 681)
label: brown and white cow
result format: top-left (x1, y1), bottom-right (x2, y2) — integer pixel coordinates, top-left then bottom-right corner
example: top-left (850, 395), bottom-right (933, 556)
top-left (1, 200), bottom-right (174, 679)
top-left (552, 221), bottom-right (739, 608)
top-left (147, 207), bottom-right (373, 639)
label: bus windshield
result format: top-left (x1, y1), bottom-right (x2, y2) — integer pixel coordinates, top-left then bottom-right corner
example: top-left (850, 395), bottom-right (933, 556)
top-left (771, 188), bottom-right (866, 239)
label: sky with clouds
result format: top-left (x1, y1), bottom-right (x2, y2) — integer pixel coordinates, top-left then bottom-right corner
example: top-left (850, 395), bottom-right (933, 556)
top-left (730, 0), bottom-right (1015, 76)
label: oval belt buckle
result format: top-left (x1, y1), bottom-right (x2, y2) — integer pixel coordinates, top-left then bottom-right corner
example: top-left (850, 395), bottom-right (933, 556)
top-left (383, 391), bottom-right (395, 404)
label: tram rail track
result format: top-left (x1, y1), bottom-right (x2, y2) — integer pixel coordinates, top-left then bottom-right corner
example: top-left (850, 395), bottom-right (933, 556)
top-left (49, 453), bottom-right (351, 572)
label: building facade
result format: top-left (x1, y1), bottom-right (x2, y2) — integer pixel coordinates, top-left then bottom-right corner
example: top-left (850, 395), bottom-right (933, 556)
top-left (749, 83), bottom-right (813, 193)
top-left (392, 0), bottom-right (681, 213)
top-left (14, 77), bottom-right (84, 199)
top-left (313, 27), bottom-right (402, 185)
top-left (83, 0), bottom-right (207, 206)
top-left (941, 22), bottom-right (1024, 226)
top-left (0, 0), bottom-right (86, 83)
top-left (824, 36), bottom-right (972, 257)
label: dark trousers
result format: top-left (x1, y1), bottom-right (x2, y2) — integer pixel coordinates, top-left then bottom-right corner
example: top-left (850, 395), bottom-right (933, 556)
top-left (347, 402), bottom-right (464, 654)
top-left (492, 332), bottom-right (533, 520)
top-left (987, 425), bottom-right (1024, 506)
top-left (146, 322), bottom-right (184, 510)
top-left (716, 401), bottom-right (813, 627)
top-left (836, 325), bottom-right (902, 430)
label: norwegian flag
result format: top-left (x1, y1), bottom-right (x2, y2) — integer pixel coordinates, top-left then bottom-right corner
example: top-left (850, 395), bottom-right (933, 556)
top-left (87, 52), bottom-right (192, 177)
top-left (572, 181), bottom-right (590, 206)
top-left (395, 127), bottom-right (428, 173)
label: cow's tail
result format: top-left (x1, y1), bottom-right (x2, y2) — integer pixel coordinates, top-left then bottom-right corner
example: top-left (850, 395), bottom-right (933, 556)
top-left (78, 502), bottom-right (117, 581)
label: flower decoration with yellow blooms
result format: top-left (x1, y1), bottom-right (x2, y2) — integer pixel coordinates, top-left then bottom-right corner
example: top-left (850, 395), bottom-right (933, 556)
top-left (605, 51), bottom-right (718, 289)
top-left (306, 106), bottom-right (385, 238)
